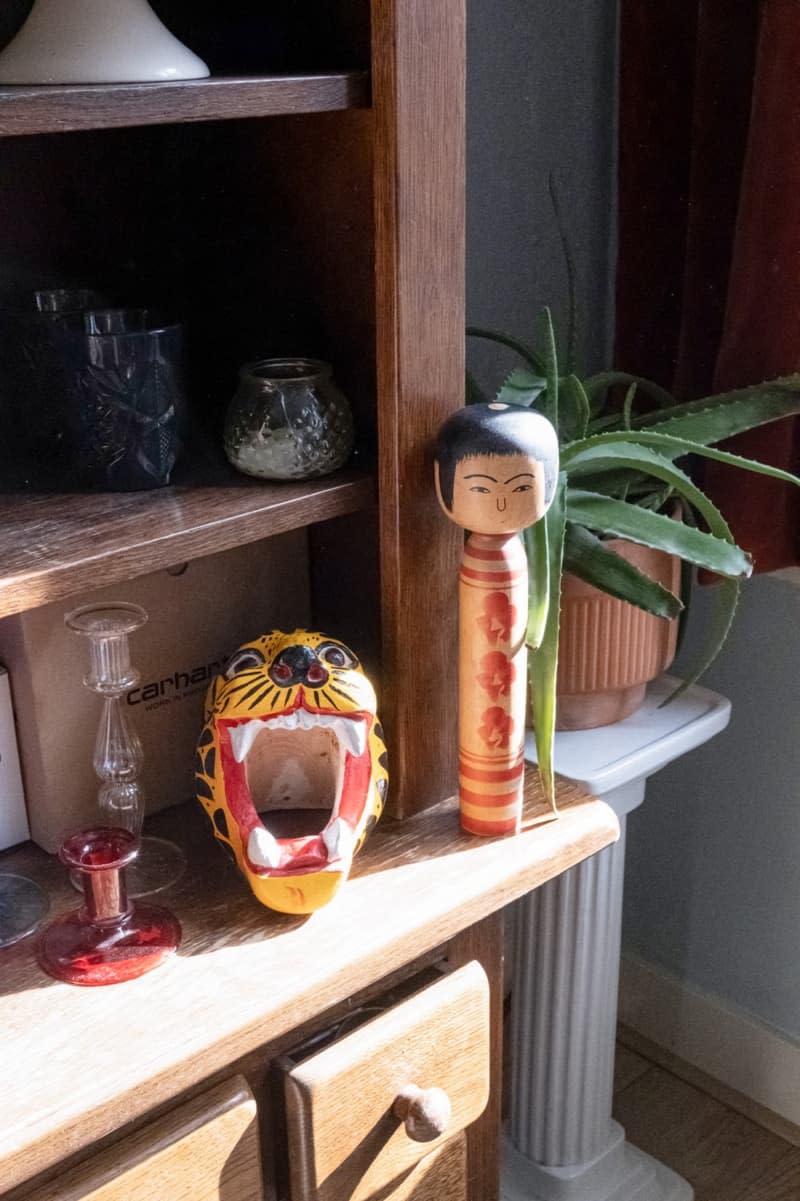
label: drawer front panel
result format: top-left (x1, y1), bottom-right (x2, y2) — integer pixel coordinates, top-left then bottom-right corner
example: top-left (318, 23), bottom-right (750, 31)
top-left (375, 1134), bottom-right (467, 1201)
top-left (285, 961), bottom-right (490, 1201)
top-left (22, 1076), bottom-right (262, 1201)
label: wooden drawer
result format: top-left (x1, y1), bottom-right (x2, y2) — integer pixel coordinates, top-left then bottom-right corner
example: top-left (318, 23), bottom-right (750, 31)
top-left (283, 961), bottom-right (490, 1201)
top-left (21, 1076), bottom-right (262, 1201)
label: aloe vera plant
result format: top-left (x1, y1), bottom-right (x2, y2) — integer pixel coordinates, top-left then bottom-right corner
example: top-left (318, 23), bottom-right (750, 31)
top-left (468, 310), bottom-right (800, 806)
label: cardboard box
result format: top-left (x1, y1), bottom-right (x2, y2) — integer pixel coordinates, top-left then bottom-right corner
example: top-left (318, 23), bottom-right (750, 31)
top-left (0, 533), bottom-right (310, 852)
top-left (0, 667), bottom-right (30, 850)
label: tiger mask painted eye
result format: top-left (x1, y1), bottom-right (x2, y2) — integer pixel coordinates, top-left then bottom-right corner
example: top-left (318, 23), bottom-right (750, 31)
top-left (224, 648), bottom-right (266, 679)
top-left (318, 642), bottom-right (357, 669)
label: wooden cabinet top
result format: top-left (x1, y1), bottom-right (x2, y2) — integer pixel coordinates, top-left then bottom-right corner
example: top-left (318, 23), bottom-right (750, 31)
top-left (0, 774), bottom-right (617, 1193)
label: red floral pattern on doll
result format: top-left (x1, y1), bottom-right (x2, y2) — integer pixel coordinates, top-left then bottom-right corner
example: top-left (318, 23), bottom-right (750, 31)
top-left (478, 706), bottom-right (514, 750)
top-left (476, 591), bottom-right (516, 645)
top-left (476, 651), bottom-right (515, 700)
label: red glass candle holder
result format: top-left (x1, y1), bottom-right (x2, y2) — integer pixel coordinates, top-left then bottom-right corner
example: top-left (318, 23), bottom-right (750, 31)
top-left (37, 828), bottom-right (181, 986)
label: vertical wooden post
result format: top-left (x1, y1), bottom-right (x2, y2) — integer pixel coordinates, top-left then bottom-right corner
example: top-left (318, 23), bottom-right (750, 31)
top-left (372, 0), bottom-right (466, 817)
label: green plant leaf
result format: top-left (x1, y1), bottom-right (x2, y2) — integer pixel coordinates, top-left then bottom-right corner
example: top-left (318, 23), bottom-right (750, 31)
top-left (466, 326), bottom-right (547, 376)
top-left (584, 371), bottom-right (676, 425)
top-left (495, 365), bottom-right (547, 408)
top-left (523, 519), bottom-right (550, 648)
top-left (539, 307), bottom-right (559, 431)
top-left (528, 473), bottom-right (567, 812)
top-left (562, 441), bottom-right (735, 537)
top-left (548, 170), bottom-right (578, 374)
top-left (465, 368), bottom-right (487, 406)
top-left (565, 428), bottom-right (800, 486)
top-left (663, 578), bottom-right (741, 708)
top-left (566, 489), bottom-right (752, 577)
top-left (563, 523), bottom-right (683, 618)
top-left (631, 375), bottom-right (800, 441)
top-left (561, 440), bottom-right (743, 693)
top-left (559, 373), bottom-right (591, 442)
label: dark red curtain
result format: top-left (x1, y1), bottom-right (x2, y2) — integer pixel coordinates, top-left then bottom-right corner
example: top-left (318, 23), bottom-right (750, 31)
top-left (617, 0), bottom-right (800, 572)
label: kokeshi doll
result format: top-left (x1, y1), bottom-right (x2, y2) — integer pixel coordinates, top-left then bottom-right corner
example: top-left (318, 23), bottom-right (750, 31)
top-left (435, 403), bottom-right (559, 835)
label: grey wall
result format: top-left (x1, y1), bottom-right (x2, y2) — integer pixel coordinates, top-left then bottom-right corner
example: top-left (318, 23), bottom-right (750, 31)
top-left (466, 0), bottom-right (618, 388)
top-left (623, 576), bottom-right (800, 1040)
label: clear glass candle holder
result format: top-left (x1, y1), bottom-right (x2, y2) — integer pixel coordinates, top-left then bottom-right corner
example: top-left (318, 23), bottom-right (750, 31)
top-left (64, 601), bottom-right (186, 898)
top-left (224, 357), bottom-right (354, 481)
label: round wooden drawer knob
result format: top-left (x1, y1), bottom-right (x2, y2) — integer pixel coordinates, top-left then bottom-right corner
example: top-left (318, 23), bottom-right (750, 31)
top-left (393, 1084), bottom-right (452, 1142)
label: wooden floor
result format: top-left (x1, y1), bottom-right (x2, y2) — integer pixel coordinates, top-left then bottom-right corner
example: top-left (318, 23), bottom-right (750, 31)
top-left (613, 1043), bottom-right (800, 1201)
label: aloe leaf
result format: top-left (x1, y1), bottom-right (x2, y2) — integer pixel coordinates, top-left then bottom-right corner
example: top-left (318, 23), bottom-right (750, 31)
top-left (523, 519), bottom-right (550, 648)
top-left (566, 489), bottom-right (752, 577)
top-left (495, 365), bottom-right (547, 408)
top-left (560, 373), bottom-right (591, 442)
top-left (549, 170), bottom-right (578, 374)
top-left (563, 523), bottom-right (683, 618)
top-left (565, 429), bottom-right (800, 486)
top-left (528, 473), bottom-right (567, 813)
top-left (563, 442), bottom-right (734, 535)
top-left (663, 578), bottom-right (740, 707)
top-left (586, 411), bottom-right (625, 433)
top-left (631, 375), bottom-right (800, 438)
top-left (465, 368), bottom-right (487, 406)
top-left (539, 307), bottom-right (559, 431)
top-left (562, 441), bottom-right (743, 691)
top-left (466, 326), bottom-right (547, 376)
top-left (584, 371), bottom-right (676, 423)
top-left (622, 382), bottom-right (636, 431)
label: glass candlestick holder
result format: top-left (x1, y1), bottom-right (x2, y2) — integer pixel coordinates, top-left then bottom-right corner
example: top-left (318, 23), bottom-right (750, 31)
top-left (64, 601), bottom-right (186, 896)
top-left (37, 827), bottom-right (181, 986)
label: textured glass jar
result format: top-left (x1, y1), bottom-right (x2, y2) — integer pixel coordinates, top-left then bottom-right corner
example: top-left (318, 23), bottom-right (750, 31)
top-left (224, 358), bottom-right (354, 481)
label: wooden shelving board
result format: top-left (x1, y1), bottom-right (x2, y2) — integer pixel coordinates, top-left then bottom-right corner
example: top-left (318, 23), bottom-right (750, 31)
top-left (0, 72), bottom-right (371, 137)
top-left (0, 775), bottom-right (619, 1191)
top-left (0, 469), bottom-right (376, 618)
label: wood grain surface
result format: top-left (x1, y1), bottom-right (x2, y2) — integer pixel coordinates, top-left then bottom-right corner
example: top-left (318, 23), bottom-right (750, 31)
top-left (448, 913), bottom-right (504, 1201)
top-left (372, 0), bottom-right (466, 817)
top-left (19, 1077), bottom-right (262, 1201)
top-left (284, 963), bottom-right (488, 1201)
top-left (0, 74), bottom-right (370, 137)
top-left (368, 1135), bottom-right (467, 1201)
top-left (0, 470), bottom-right (375, 618)
top-left (614, 1063), bottom-right (800, 1201)
top-left (0, 774), bottom-right (617, 1193)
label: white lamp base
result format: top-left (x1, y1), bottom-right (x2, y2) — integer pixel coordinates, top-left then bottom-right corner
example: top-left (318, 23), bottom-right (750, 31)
top-left (0, 0), bottom-right (210, 84)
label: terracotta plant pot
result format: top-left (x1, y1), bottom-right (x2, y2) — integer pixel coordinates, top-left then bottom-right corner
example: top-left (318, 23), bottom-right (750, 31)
top-left (555, 540), bottom-right (680, 730)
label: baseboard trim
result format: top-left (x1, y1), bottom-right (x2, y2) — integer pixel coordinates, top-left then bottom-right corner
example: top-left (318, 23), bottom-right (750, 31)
top-left (618, 954), bottom-right (800, 1139)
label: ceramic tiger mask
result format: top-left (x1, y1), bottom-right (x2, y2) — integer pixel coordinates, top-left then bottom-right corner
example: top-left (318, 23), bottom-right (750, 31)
top-left (195, 630), bottom-right (388, 915)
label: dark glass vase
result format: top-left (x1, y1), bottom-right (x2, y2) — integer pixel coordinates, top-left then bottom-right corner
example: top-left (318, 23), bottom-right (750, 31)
top-left (63, 320), bottom-right (187, 491)
top-left (0, 305), bottom-right (186, 492)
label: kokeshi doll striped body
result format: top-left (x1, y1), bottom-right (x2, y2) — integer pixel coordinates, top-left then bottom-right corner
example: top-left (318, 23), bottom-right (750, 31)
top-left (459, 531), bottom-right (528, 835)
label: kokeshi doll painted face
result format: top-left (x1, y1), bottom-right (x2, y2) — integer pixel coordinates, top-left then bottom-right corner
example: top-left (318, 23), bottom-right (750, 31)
top-left (434, 402), bottom-right (559, 535)
top-left (434, 403), bottom-right (559, 835)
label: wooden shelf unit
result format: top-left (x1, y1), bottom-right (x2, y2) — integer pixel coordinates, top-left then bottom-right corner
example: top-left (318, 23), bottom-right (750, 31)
top-left (0, 0), bottom-right (465, 819)
top-left (0, 72), bottom-right (371, 136)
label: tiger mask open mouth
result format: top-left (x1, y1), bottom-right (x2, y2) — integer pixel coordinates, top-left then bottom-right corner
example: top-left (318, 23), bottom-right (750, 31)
top-left (195, 630), bottom-right (388, 915)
